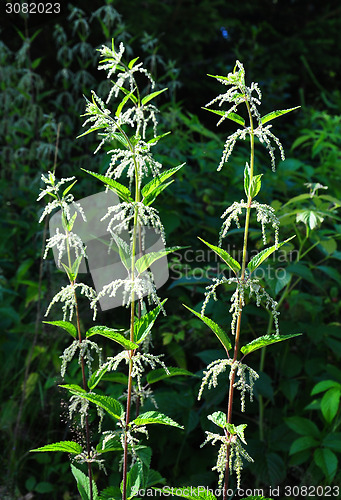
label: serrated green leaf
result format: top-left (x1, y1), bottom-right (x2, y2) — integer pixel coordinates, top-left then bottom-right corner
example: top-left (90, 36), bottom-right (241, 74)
top-left (142, 180), bottom-right (174, 206)
top-left (241, 333), bottom-right (301, 355)
top-left (86, 326), bottom-right (137, 350)
top-left (63, 180), bottom-right (77, 198)
top-left (116, 87), bottom-right (137, 105)
top-left (60, 383), bottom-right (86, 393)
top-left (204, 108), bottom-right (245, 126)
top-left (77, 125), bottom-right (107, 139)
top-left (88, 365), bottom-right (109, 391)
top-left (141, 88), bottom-right (167, 106)
top-left (82, 169), bottom-right (133, 203)
top-left (142, 164), bottom-right (184, 205)
top-left (116, 88), bottom-right (136, 117)
top-left (314, 448), bottom-right (338, 482)
top-left (60, 386), bottom-right (124, 420)
top-left (134, 301), bottom-right (166, 344)
top-left (198, 238), bottom-right (240, 275)
top-left (98, 485), bottom-right (122, 500)
top-left (260, 106), bottom-right (300, 125)
top-left (111, 132), bottom-right (130, 148)
top-left (132, 411), bottom-right (183, 428)
top-left (146, 367), bottom-right (194, 384)
top-left (285, 417), bottom-right (320, 438)
top-left (110, 233), bottom-right (131, 271)
top-left (321, 387), bottom-right (341, 423)
top-left (244, 163), bottom-right (250, 198)
top-left (207, 411), bottom-right (226, 429)
top-left (71, 254), bottom-right (84, 281)
top-left (71, 464), bottom-right (99, 500)
top-left (96, 435), bottom-right (123, 454)
top-left (42, 320), bottom-right (77, 339)
top-left (145, 468), bottom-right (166, 487)
top-left (289, 436), bottom-right (319, 455)
top-left (135, 246), bottom-right (183, 275)
top-left (183, 305), bottom-right (231, 352)
top-left (147, 131), bottom-right (171, 145)
top-left (124, 461), bottom-right (143, 499)
top-left (30, 441), bottom-right (82, 454)
top-left (128, 57), bottom-right (139, 69)
top-left (247, 236), bottom-right (295, 273)
top-left (250, 174), bottom-right (263, 198)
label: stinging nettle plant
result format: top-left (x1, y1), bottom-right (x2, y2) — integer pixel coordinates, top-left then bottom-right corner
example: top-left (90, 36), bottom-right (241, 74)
top-left (33, 40), bottom-right (188, 500)
top-left (184, 61), bottom-right (301, 499)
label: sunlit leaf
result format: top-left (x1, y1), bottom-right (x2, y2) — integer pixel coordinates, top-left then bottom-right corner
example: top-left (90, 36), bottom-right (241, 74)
top-left (183, 305), bottom-right (232, 352)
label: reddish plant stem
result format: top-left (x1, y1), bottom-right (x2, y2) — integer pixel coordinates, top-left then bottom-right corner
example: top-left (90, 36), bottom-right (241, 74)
top-left (74, 289), bottom-right (93, 500)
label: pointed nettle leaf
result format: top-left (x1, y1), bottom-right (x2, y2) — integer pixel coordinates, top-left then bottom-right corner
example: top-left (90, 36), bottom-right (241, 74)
top-left (244, 163), bottom-right (250, 198)
top-left (88, 365), bottom-right (109, 391)
top-left (81, 169), bottom-right (133, 203)
top-left (116, 87), bottom-right (137, 116)
top-left (227, 423), bottom-right (247, 443)
top-left (207, 411), bottom-right (227, 429)
top-left (117, 86), bottom-right (138, 105)
top-left (147, 131), bottom-right (171, 145)
top-left (77, 124), bottom-right (107, 139)
top-left (71, 464), bottom-right (99, 500)
top-left (260, 106), bottom-right (300, 125)
top-left (135, 247), bottom-right (184, 275)
top-left (131, 410), bottom-right (183, 429)
top-left (71, 254), bottom-right (84, 281)
top-left (121, 460), bottom-right (143, 499)
top-left (183, 305), bottom-right (232, 352)
top-left (43, 320), bottom-right (77, 339)
top-left (146, 366), bottom-right (195, 384)
top-left (110, 234), bottom-right (131, 271)
top-left (134, 300), bottom-right (167, 344)
top-left (86, 325), bottom-right (138, 350)
top-left (198, 237), bottom-right (241, 275)
top-left (142, 180), bottom-right (174, 206)
top-left (247, 236), bottom-right (296, 273)
top-left (60, 385), bottom-right (124, 420)
top-left (142, 163), bottom-right (185, 205)
top-left (240, 333), bottom-right (302, 356)
top-left (62, 180), bottom-right (77, 198)
top-left (96, 435), bottom-right (123, 453)
top-left (30, 441), bottom-right (83, 454)
top-left (110, 132), bottom-right (130, 149)
top-left (128, 56), bottom-right (139, 69)
top-left (203, 107), bottom-right (245, 126)
top-left (250, 174), bottom-right (263, 198)
top-left (141, 88), bottom-right (168, 106)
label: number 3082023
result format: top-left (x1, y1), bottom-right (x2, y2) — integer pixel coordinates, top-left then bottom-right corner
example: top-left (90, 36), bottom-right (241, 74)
top-left (5, 3), bottom-right (60, 14)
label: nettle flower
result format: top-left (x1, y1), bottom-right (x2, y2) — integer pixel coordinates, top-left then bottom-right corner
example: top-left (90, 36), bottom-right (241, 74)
top-left (198, 358), bottom-right (259, 412)
top-left (219, 200), bottom-right (280, 246)
top-left (205, 60), bottom-right (288, 172)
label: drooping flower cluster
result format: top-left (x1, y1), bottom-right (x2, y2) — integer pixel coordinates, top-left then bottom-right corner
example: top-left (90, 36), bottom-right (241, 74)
top-left (200, 428), bottom-right (253, 489)
top-left (102, 351), bottom-right (169, 392)
top-left (219, 200), bottom-right (280, 247)
top-left (198, 358), bottom-right (259, 412)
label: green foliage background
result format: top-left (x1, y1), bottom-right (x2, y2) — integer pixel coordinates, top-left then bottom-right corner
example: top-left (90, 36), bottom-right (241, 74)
top-left (1, 0), bottom-right (341, 498)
